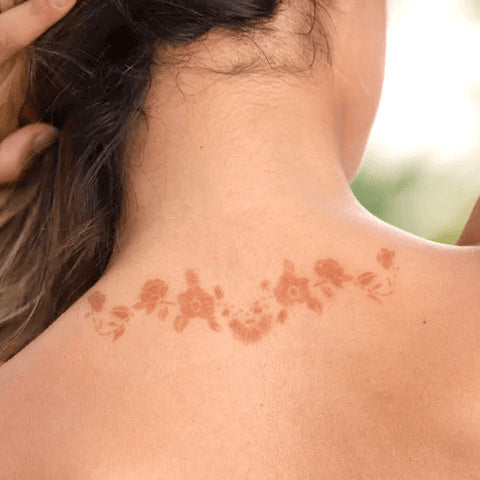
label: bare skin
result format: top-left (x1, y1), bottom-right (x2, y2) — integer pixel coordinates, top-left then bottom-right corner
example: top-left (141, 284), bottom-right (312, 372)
top-left (1, 0), bottom-right (480, 478)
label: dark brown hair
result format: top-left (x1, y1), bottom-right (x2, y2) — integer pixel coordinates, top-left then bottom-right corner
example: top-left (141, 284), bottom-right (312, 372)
top-left (0, 0), bottom-right (334, 361)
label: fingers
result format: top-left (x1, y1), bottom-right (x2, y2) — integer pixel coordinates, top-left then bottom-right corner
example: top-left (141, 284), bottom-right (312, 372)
top-left (455, 196), bottom-right (480, 247)
top-left (0, 123), bottom-right (58, 184)
top-left (0, 0), bottom-right (76, 65)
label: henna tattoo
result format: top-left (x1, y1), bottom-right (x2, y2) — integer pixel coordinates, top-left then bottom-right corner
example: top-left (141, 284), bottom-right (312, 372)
top-left (84, 247), bottom-right (400, 345)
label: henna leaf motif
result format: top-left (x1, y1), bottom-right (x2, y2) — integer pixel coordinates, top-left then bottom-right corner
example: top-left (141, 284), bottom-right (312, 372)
top-left (306, 297), bottom-right (323, 316)
top-left (214, 286), bottom-right (224, 300)
top-left (113, 326), bottom-right (126, 342)
top-left (174, 315), bottom-right (189, 333)
top-left (321, 286), bottom-right (334, 298)
top-left (368, 294), bottom-right (383, 305)
top-left (357, 272), bottom-right (377, 286)
top-left (284, 259), bottom-right (295, 275)
top-left (277, 309), bottom-right (288, 323)
top-left (158, 306), bottom-right (169, 321)
top-left (111, 305), bottom-right (131, 321)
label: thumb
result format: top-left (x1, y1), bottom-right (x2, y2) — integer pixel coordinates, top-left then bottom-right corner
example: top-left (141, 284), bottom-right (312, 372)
top-left (0, 124), bottom-right (59, 184)
top-left (456, 196), bottom-right (480, 247)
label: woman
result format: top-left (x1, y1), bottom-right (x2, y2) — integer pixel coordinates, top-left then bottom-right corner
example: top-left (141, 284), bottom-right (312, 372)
top-left (0, 0), bottom-right (479, 476)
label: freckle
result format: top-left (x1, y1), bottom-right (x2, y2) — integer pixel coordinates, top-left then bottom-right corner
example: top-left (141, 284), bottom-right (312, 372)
top-left (423, 320), bottom-right (427, 324)
top-left (222, 308), bottom-right (230, 316)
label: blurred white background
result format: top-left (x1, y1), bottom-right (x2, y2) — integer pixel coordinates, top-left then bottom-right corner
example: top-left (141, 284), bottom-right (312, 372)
top-left (372, 0), bottom-right (480, 162)
top-left (353, 0), bottom-right (480, 244)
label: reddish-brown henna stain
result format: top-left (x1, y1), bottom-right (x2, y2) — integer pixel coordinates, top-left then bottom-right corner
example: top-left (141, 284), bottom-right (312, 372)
top-left (85, 247), bottom-right (400, 344)
top-left (314, 258), bottom-right (353, 289)
top-left (175, 269), bottom-right (220, 333)
top-left (377, 248), bottom-right (396, 270)
top-left (134, 279), bottom-right (170, 314)
top-left (87, 291), bottom-right (106, 312)
top-left (85, 292), bottom-right (133, 342)
top-left (352, 248), bottom-right (399, 304)
top-left (229, 311), bottom-right (273, 344)
top-left (273, 259), bottom-right (323, 315)
top-left (277, 308), bottom-right (288, 324)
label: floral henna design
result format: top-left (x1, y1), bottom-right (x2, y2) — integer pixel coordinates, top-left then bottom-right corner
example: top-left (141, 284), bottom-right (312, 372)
top-left (377, 248), bottom-right (397, 270)
top-left (85, 291), bottom-right (135, 342)
top-left (227, 300), bottom-right (274, 344)
top-left (312, 248), bottom-right (399, 305)
top-left (174, 269), bottom-right (221, 333)
top-left (273, 259), bottom-right (323, 318)
top-left (353, 248), bottom-right (399, 304)
top-left (88, 291), bottom-right (105, 312)
top-left (134, 279), bottom-right (171, 314)
top-left (85, 247), bottom-right (400, 343)
top-left (313, 258), bottom-right (353, 298)
top-left (212, 282), bottom-right (280, 344)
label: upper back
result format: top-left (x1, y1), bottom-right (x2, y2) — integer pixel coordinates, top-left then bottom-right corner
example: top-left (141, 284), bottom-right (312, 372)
top-left (1, 242), bottom-right (480, 479)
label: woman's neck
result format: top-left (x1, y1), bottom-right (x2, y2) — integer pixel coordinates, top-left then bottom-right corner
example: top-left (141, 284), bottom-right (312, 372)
top-left (111, 69), bottom-right (361, 268)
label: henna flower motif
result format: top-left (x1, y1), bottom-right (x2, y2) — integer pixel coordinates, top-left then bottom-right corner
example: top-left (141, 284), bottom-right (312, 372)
top-left (273, 259), bottom-right (323, 316)
top-left (229, 302), bottom-right (273, 344)
top-left (377, 248), bottom-right (395, 270)
top-left (274, 259), bottom-right (312, 307)
top-left (314, 258), bottom-right (353, 288)
top-left (175, 269), bottom-right (220, 333)
top-left (87, 291), bottom-right (105, 312)
top-left (134, 279), bottom-right (169, 314)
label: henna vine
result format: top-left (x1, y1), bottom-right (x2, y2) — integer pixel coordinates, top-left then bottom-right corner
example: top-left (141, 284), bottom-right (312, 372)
top-left (85, 247), bottom-right (400, 344)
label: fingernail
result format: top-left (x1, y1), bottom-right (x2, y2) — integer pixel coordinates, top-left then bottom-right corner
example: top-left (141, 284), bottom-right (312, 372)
top-left (33, 129), bottom-right (58, 153)
top-left (50, 0), bottom-right (73, 8)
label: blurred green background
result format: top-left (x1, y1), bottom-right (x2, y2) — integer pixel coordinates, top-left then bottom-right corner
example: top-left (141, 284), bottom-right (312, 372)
top-left (351, 0), bottom-right (480, 245)
top-left (351, 155), bottom-right (480, 245)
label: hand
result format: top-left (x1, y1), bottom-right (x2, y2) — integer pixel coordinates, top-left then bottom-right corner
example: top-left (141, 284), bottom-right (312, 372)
top-left (0, 0), bottom-right (76, 186)
top-left (456, 196), bottom-right (480, 247)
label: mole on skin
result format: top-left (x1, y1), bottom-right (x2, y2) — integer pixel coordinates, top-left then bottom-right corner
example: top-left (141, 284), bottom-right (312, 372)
top-left (84, 248), bottom-right (400, 344)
